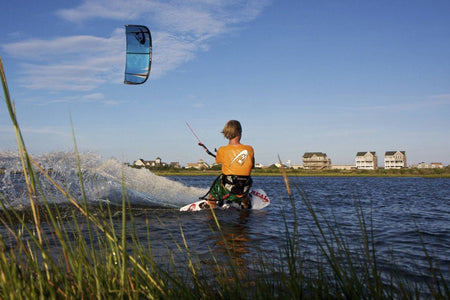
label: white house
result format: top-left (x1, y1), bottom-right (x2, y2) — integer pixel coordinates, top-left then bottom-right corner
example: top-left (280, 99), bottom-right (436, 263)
top-left (412, 162), bottom-right (429, 169)
top-left (355, 152), bottom-right (378, 170)
top-left (384, 151), bottom-right (407, 169)
top-left (412, 162), bottom-right (444, 169)
top-left (431, 162), bottom-right (444, 169)
top-left (186, 159), bottom-right (210, 170)
top-left (133, 159), bottom-right (146, 167)
top-left (133, 157), bottom-right (167, 168)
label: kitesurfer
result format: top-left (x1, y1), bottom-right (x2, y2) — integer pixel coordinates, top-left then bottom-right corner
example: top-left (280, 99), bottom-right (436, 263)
top-left (205, 120), bottom-right (254, 209)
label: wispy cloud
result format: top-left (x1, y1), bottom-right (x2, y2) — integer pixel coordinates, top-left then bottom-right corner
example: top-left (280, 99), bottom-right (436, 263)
top-left (19, 93), bottom-right (121, 106)
top-left (57, 0), bottom-right (156, 22)
top-left (3, 33), bottom-right (122, 60)
top-left (3, 29), bottom-right (124, 91)
top-left (57, 0), bottom-right (269, 36)
top-left (2, 0), bottom-right (269, 93)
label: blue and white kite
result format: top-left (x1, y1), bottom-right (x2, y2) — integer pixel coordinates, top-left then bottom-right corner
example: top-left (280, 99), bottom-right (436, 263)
top-left (124, 25), bottom-right (152, 85)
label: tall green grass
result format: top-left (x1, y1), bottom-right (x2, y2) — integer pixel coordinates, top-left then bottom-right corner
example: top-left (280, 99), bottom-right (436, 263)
top-left (2, 55), bottom-right (449, 299)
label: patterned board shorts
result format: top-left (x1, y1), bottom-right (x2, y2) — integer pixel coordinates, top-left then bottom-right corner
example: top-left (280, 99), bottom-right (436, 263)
top-left (208, 174), bottom-right (252, 203)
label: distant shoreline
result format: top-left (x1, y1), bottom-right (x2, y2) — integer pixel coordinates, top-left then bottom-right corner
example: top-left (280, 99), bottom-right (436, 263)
top-left (152, 167), bottom-right (450, 178)
top-left (2, 167), bottom-right (448, 178)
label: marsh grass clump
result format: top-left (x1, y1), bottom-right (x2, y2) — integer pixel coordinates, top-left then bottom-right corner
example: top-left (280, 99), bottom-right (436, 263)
top-left (2, 55), bottom-right (449, 299)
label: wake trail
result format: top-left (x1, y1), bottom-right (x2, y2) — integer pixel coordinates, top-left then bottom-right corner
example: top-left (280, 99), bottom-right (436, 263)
top-left (0, 151), bottom-right (206, 209)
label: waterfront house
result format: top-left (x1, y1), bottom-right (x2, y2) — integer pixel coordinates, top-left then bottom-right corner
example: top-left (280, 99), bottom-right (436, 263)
top-left (384, 151), bottom-right (407, 169)
top-left (412, 162), bottom-right (429, 168)
top-left (186, 159), bottom-right (210, 170)
top-left (133, 157), bottom-right (167, 168)
top-left (170, 162), bottom-right (181, 168)
top-left (431, 162), bottom-right (444, 169)
top-left (133, 159), bottom-right (146, 167)
top-left (412, 162), bottom-right (444, 169)
top-left (355, 151), bottom-right (378, 170)
top-left (302, 152), bottom-right (331, 169)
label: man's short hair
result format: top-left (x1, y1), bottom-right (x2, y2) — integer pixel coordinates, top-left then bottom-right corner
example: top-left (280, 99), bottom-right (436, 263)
top-left (222, 120), bottom-right (242, 139)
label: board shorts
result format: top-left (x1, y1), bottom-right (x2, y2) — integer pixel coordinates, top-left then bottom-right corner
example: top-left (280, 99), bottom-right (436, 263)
top-left (208, 174), bottom-right (253, 205)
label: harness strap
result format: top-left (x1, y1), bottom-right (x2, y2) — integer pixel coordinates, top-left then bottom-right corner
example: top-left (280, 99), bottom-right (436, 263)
top-left (221, 174), bottom-right (252, 195)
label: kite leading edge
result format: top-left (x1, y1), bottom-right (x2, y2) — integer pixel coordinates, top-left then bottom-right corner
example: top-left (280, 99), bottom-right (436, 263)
top-left (124, 25), bottom-right (152, 85)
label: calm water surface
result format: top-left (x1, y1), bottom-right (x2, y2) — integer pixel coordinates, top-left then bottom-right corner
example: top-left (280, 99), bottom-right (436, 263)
top-left (133, 176), bottom-right (450, 285)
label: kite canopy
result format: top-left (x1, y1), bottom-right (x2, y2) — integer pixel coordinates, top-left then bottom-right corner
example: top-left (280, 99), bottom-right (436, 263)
top-left (124, 25), bottom-right (152, 85)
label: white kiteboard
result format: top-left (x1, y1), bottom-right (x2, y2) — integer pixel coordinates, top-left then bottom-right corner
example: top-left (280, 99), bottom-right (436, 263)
top-left (180, 188), bottom-right (270, 212)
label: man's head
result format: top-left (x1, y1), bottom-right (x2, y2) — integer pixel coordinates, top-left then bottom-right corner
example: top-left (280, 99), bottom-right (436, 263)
top-left (222, 120), bottom-right (242, 140)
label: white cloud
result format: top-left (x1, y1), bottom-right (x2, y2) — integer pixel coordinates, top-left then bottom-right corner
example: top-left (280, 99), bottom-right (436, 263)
top-left (2, 0), bottom-right (270, 92)
top-left (82, 93), bottom-right (105, 101)
top-left (57, 0), bottom-right (269, 30)
top-left (80, 93), bottom-right (120, 105)
top-left (2, 29), bottom-right (124, 91)
top-left (2, 33), bottom-right (122, 60)
top-left (19, 93), bottom-right (121, 106)
top-left (57, 0), bottom-right (155, 22)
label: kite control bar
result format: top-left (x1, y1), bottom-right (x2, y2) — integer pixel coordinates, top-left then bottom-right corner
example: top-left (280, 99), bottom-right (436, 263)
top-left (198, 142), bottom-right (216, 158)
top-left (185, 122), bottom-right (216, 158)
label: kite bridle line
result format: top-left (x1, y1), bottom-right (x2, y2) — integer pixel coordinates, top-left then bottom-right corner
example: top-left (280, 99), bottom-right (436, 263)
top-left (185, 122), bottom-right (216, 158)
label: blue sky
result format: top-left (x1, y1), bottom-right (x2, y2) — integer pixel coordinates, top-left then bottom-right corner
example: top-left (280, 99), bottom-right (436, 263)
top-left (1, 0), bottom-right (449, 166)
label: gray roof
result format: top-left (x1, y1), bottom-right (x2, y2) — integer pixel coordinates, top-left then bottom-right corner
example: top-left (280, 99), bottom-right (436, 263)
top-left (303, 152), bottom-right (327, 158)
top-left (385, 151), bottom-right (406, 155)
top-left (356, 151), bottom-right (376, 156)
